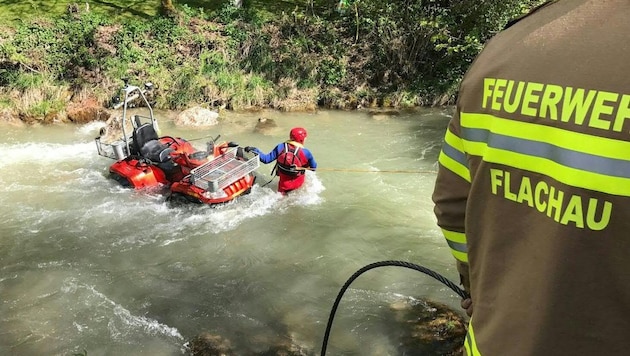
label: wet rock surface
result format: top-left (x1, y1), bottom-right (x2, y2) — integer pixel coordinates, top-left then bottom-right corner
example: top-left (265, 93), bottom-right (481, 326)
top-left (97, 115), bottom-right (132, 144)
top-left (187, 332), bottom-right (234, 356)
top-left (66, 97), bottom-right (110, 124)
top-left (390, 298), bottom-right (467, 356)
top-left (253, 117), bottom-right (282, 136)
top-left (175, 107), bottom-right (220, 127)
top-left (186, 332), bottom-right (311, 356)
top-left (187, 298), bottom-right (466, 356)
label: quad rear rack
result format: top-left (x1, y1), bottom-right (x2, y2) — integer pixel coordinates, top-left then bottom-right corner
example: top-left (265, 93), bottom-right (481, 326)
top-left (190, 148), bottom-right (259, 192)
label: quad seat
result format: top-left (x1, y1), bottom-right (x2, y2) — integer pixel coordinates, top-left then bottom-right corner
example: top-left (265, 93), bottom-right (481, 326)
top-left (132, 123), bottom-right (159, 156)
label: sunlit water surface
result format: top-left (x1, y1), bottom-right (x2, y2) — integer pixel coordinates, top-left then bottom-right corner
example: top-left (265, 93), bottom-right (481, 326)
top-left (0, 108), bottom-right (460, 355)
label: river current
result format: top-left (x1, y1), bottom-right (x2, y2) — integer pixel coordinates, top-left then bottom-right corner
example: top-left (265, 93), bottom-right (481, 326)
top-left (0, 108), bottom-right (460, 355)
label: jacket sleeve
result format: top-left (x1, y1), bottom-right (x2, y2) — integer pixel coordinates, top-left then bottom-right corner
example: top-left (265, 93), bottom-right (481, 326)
top-left (303, 148), bottom-right (317, 169)
top-left (432, 114), bottom-right (471, 290)
top-left (255, 143), bottom-right (283, 164)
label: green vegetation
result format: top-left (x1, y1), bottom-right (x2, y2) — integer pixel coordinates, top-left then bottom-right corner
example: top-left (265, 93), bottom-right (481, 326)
top-left (0, 0), bottom-right (546, 124)
top-left (0, 1), bottom-right (157, 24)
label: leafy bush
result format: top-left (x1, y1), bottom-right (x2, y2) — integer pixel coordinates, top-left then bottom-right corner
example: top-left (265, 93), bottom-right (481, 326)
top-left (0, 0), bottom-right (549, 122)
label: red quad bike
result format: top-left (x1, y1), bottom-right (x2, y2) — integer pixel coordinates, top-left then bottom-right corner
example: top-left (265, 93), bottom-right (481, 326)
top-left (95, 79), bottom-right (259, 205)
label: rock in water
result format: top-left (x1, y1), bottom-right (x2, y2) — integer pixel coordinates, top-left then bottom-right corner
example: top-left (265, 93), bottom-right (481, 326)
top-left (390, 298), bottom-right (467, 355)
top-left (175, 107), bottom-right (219, 127)
top-left (254, 117), bottom-right (281, 135)
top-left (187, 332), bottom-right (234, 356)
top-left (98, 115), bottom-right (133, 143)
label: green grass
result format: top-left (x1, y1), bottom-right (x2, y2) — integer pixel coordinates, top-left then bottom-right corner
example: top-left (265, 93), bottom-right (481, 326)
top-left (0, 0), bottom-right (322, 26)
top-left (0, 0), bottom-right (489, 115)
top-left (0, 0), bottom-right (161, 24)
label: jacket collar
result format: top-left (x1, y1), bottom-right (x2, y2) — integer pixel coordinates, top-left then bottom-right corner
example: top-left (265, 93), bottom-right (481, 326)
top-left (285, 140), bottom-right (304, 148)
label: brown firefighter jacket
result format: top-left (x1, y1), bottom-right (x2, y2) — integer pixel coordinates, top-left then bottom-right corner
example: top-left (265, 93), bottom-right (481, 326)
top-left (432, 1), bottom-right (630, 355)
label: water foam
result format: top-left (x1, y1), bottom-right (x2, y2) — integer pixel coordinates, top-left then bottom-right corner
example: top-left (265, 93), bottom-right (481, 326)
top-left (76, 121), bottom-right (107, 137)
top-left (2, 138), bottom-right (326, 249)
top-left (61, 279), bottom-right (184, 341)
top-left (1, 141), bottom-right (97, 166)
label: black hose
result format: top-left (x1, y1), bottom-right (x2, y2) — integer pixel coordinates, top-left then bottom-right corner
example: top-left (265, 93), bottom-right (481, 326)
top-left (260, 176), bottom-right (276, 188)
top-left (320, 260), bottom-right (469, 356)
top-left (260, 164), bottom-right (276, 188)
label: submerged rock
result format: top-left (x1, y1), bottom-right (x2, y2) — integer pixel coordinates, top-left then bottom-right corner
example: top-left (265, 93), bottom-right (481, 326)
top-left (186, 331), bottom-right (312, 356)
top-left (254, 117), bottom-right (281, 136)
top-left (256, 342), bottom-right (311, 356)
top-left (368, 109), bottom-right (400, 121)
top-left (390, 298), bottom-right (467, 356)
top-left (187, 332), bottom-right (234, 356)
top-left (186, 298), bottom-right (465, 356)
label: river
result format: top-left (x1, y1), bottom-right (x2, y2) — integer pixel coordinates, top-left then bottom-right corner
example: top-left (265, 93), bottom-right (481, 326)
top-left (0, 107), bottom-right (461, 355)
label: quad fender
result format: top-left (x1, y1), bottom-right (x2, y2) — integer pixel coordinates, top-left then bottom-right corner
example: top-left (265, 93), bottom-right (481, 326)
top-left (110, 159), bottom-right (168, 189)
top-left (159, 136), bottom-right (197, 157)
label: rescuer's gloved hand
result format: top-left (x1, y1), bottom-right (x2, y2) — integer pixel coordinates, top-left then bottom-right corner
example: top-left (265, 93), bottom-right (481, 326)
top-left (244, 146), bottom-right (257, 153)
top-left (461, 298), bottom-right (473, 317)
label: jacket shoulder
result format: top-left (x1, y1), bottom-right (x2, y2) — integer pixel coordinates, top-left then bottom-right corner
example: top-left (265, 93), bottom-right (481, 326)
top-left (503, 1), bottom-right (557, 30)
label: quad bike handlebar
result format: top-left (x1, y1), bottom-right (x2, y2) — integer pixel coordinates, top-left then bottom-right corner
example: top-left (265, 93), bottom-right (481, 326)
top-left (112, 93), bottom-right (140, 109)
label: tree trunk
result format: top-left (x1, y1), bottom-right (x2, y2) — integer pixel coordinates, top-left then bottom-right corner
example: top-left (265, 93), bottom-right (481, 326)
top-left (160, 0), bottom-right (178, 17)
top-left (232, 0), bottom-right (243, 8)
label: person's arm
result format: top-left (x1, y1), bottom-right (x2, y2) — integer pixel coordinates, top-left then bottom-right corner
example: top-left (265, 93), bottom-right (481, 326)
top-left (303, 148), bottom-right (317, 169)
top-left (253, 143), bottom-right (283, 164)
top-left (432, 114), bottom-right (472, 312)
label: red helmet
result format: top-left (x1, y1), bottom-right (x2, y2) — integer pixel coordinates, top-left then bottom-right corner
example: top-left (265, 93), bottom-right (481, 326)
top-left (289, 127), bottom-right (307, 144)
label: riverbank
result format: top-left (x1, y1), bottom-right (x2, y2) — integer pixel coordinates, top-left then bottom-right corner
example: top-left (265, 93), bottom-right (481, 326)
top-left (0, 1), bottom-right (545, 125)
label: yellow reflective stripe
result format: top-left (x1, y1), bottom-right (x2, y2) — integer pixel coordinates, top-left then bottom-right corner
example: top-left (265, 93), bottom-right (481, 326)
top-left (462, 112), bottom-right (630, 160)
top-left (439, 151), bottom-right (471, 182)
top-left (442, 228), bottom-right (466, 243)
top-left (450, 250), bottom-right (468, 263)
top-left (441, 229), bottom-right (468, 263)
top-left (465, 319), bottom-right (482, 356)
top-left (439, 128), bottom-right (472, 182)
top-left (460, 112), bottom-right (630, 197)
top-left (485, 145), bottom-right (621, 190)
top-left (462, 137), bottom-right (630, 196)
top-left (445, 127), bottom-right (466, 153)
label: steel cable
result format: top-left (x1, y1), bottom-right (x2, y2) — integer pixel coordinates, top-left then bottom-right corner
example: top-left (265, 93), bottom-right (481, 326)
top-left (320, 260), bottom-right (469, 356)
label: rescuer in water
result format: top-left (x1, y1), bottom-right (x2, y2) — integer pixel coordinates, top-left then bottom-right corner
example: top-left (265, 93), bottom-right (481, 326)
top-left (246, 127), bottom-right (317, 194)
top-left (432, 1), bottom-right (630, 355)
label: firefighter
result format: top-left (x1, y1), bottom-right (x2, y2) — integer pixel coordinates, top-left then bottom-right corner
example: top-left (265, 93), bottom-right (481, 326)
top-left (432, 1), bottom-right (630, 355)
top-left (246, 127), bottom-right (317, 194)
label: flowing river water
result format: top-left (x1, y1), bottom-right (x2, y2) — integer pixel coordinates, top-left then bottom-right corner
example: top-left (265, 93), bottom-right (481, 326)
top-left (0, 108), bottom-right (461, 355)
